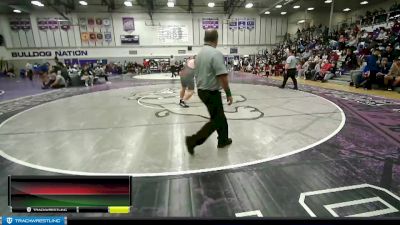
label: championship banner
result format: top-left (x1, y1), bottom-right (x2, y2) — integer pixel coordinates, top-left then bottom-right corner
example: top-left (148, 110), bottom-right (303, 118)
top-left (48, 19), bottom-right (59, 30)
top-left (79, 17), bottom-right (87, 29)
top-left (16, 19), bottom-right (23, 30)
top-left (89, 32), bottom-right (96, 41)
top-left (238, 18), bottom-right (246, 30)
top-left (87, 17), bottom-right (95, 27)
top-left (247, 18), bottom-right (256, 30)
top-left (21, 18), bottom-right (32, 31)
top-left (81, 32), bottom-right (89, 42)
top-left (9, 19), bottom-right (20, 31)
top-left (122, 17), bottom-right (135, 32)
top-left (95, 18), bottom-right (103, 26)
top-left (229, 18), bottom-right (238, 30)
top-left (104, 32), bottom-right (112, 43)
top-left (202, 18), bottom-right (219, 29)
top-left (103, 18), bottom-right (111, 27)
top-left (60, 20), bottom-right (70, 31)
top-left (246, 18), bottom-right (255, 30)
top-left (37, 18), bottom-right (48, 30)
top-left (96, 33), bottom-right (103, 41)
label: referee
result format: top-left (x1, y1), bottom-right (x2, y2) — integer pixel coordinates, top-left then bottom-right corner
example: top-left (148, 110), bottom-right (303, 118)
top-left (280, 49), bottom-right (298, 90)
top-left (185, 30), bottom-right (233, 155)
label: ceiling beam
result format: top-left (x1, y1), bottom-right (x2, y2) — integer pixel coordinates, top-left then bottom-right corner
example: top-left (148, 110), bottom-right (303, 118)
top-left (146, 0), bottom-right (154, 23)
top-left (227, 0), bottom-right (243, 19)
top-left (45, 0), bottom-right (69, 20)
top-left (55, 0), bottom-right (75, 11)
top-left (224, 0), bottom-right (232, 15)
top-left (188, 0), bottom-right (193, 13)
top-left (101, 0), bottom-right (115, 11)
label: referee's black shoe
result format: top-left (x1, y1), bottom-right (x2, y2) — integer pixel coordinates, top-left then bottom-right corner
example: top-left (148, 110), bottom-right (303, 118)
top-left (185, 136), bottom-right (196, 155)
top-left (217, 138), bottom-right (233, 148)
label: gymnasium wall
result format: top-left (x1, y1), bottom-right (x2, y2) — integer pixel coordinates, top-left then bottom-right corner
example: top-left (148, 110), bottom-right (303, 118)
top-left (0, 12), bottom-right (287, 59)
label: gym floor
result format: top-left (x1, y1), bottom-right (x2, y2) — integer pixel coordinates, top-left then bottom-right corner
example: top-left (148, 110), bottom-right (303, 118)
top-left (0, 72), bottom-right (399, 217)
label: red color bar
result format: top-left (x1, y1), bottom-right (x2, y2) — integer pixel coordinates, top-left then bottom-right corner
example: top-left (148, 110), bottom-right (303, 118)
top-left (12, 183), bottom-right (129, 195)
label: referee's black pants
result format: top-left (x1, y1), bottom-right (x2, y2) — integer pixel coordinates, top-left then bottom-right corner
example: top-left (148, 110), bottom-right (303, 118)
top-left (281, 68), bottom-right (298, 89)
top-left (191, 89), bottom-right (229, 145)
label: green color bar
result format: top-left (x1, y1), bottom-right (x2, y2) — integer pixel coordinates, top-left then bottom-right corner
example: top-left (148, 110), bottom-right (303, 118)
top-left (12, 195), bottom-right (129, 207)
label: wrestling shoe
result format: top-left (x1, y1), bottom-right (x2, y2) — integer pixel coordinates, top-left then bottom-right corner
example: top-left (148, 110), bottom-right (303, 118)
top-left (179, 100), bottom-right (189, 108)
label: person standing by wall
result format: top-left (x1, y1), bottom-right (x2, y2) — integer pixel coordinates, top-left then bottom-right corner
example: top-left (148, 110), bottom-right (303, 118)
top-left (280, 49), bottom-right (298, 90)
top-left (185, 30), bottom-right (233, 155)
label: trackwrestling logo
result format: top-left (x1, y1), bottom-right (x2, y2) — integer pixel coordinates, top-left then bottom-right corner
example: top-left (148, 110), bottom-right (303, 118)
top-left (2, 216), bottom-right (65, 225)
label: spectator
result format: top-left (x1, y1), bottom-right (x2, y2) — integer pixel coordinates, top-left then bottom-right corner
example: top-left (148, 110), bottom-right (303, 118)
top-left (311, 60), bottom-right (322, 81)
top-left (385, 56), bottom-right (400, 90)
top-left (25, 62), bottom-right (33, 81)
top-left (49, 73), bottom-right (66, 89)
top-left (364, 49), bottom-right (381, 89)
top-left (58, 62), bottom-right (71, 86)
top-left (376, 57), bottom-right (391, 87)
top-left (94, 66), bottom-right (109, 83)
top-left (383, 44), bottom-right (395, 63)
top-left (80, 64), bottom-right (94, 87)
top-left (316, 60), bottom-right (334, 82)
top-left (345, 48), bottom-right (359, 71)
top-left (350, 58), bottom-right (367, 88)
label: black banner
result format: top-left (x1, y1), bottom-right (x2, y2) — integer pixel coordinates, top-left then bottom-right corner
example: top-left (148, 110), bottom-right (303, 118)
top-left (121, 35), bottom-right (139, 44)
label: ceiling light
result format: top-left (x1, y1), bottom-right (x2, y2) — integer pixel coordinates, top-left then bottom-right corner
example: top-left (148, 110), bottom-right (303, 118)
top-left (360, 1), bottom-right (368, 5)
top-left (208, 2), bottom-right (215, 7)
top-left (324, 0), bottom-right (332, 3)
top-left (245, 3), bottom-right (253, 8)
top-left (13, 9), bottom-right (21, 13)
top-left (293, 5), bottom-right (300, 9)
top-left (307, 7), bottom-right (314, 11)
top-left (31, 1), bottom-right (44, 6)
top-left (275, 5), bottom-right (282, 8)
top-left (264, 11), bottom-right (270, 14)
top-left (343, 8), bottom-right (351, 11)
top-left (79, 1), bottom-right (87, 5)
top-left (124, 1), bottom-right (133, 7)
top-left (298, 20), bottom-right (305, 24)
top-left (167, 1), bottom-right (175, 7)
top-left (281, 12), bottom-right (287, 15)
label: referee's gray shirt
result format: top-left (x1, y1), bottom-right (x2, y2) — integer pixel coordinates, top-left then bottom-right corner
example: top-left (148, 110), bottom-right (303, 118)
top-left (195, 45), bottom-right (228, 91)
top-left (286, 55), bottom-right (297, 69)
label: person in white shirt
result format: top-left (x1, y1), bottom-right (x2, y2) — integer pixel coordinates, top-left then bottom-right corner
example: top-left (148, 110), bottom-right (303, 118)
top-left (25, 62), bottom-right (33, 81)
top-left (280, 49), bottom-right (298, 90)
top-left (233, 59), bottom-right (239, 71)
top-left (246, 64), bottom-right (253, 73)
